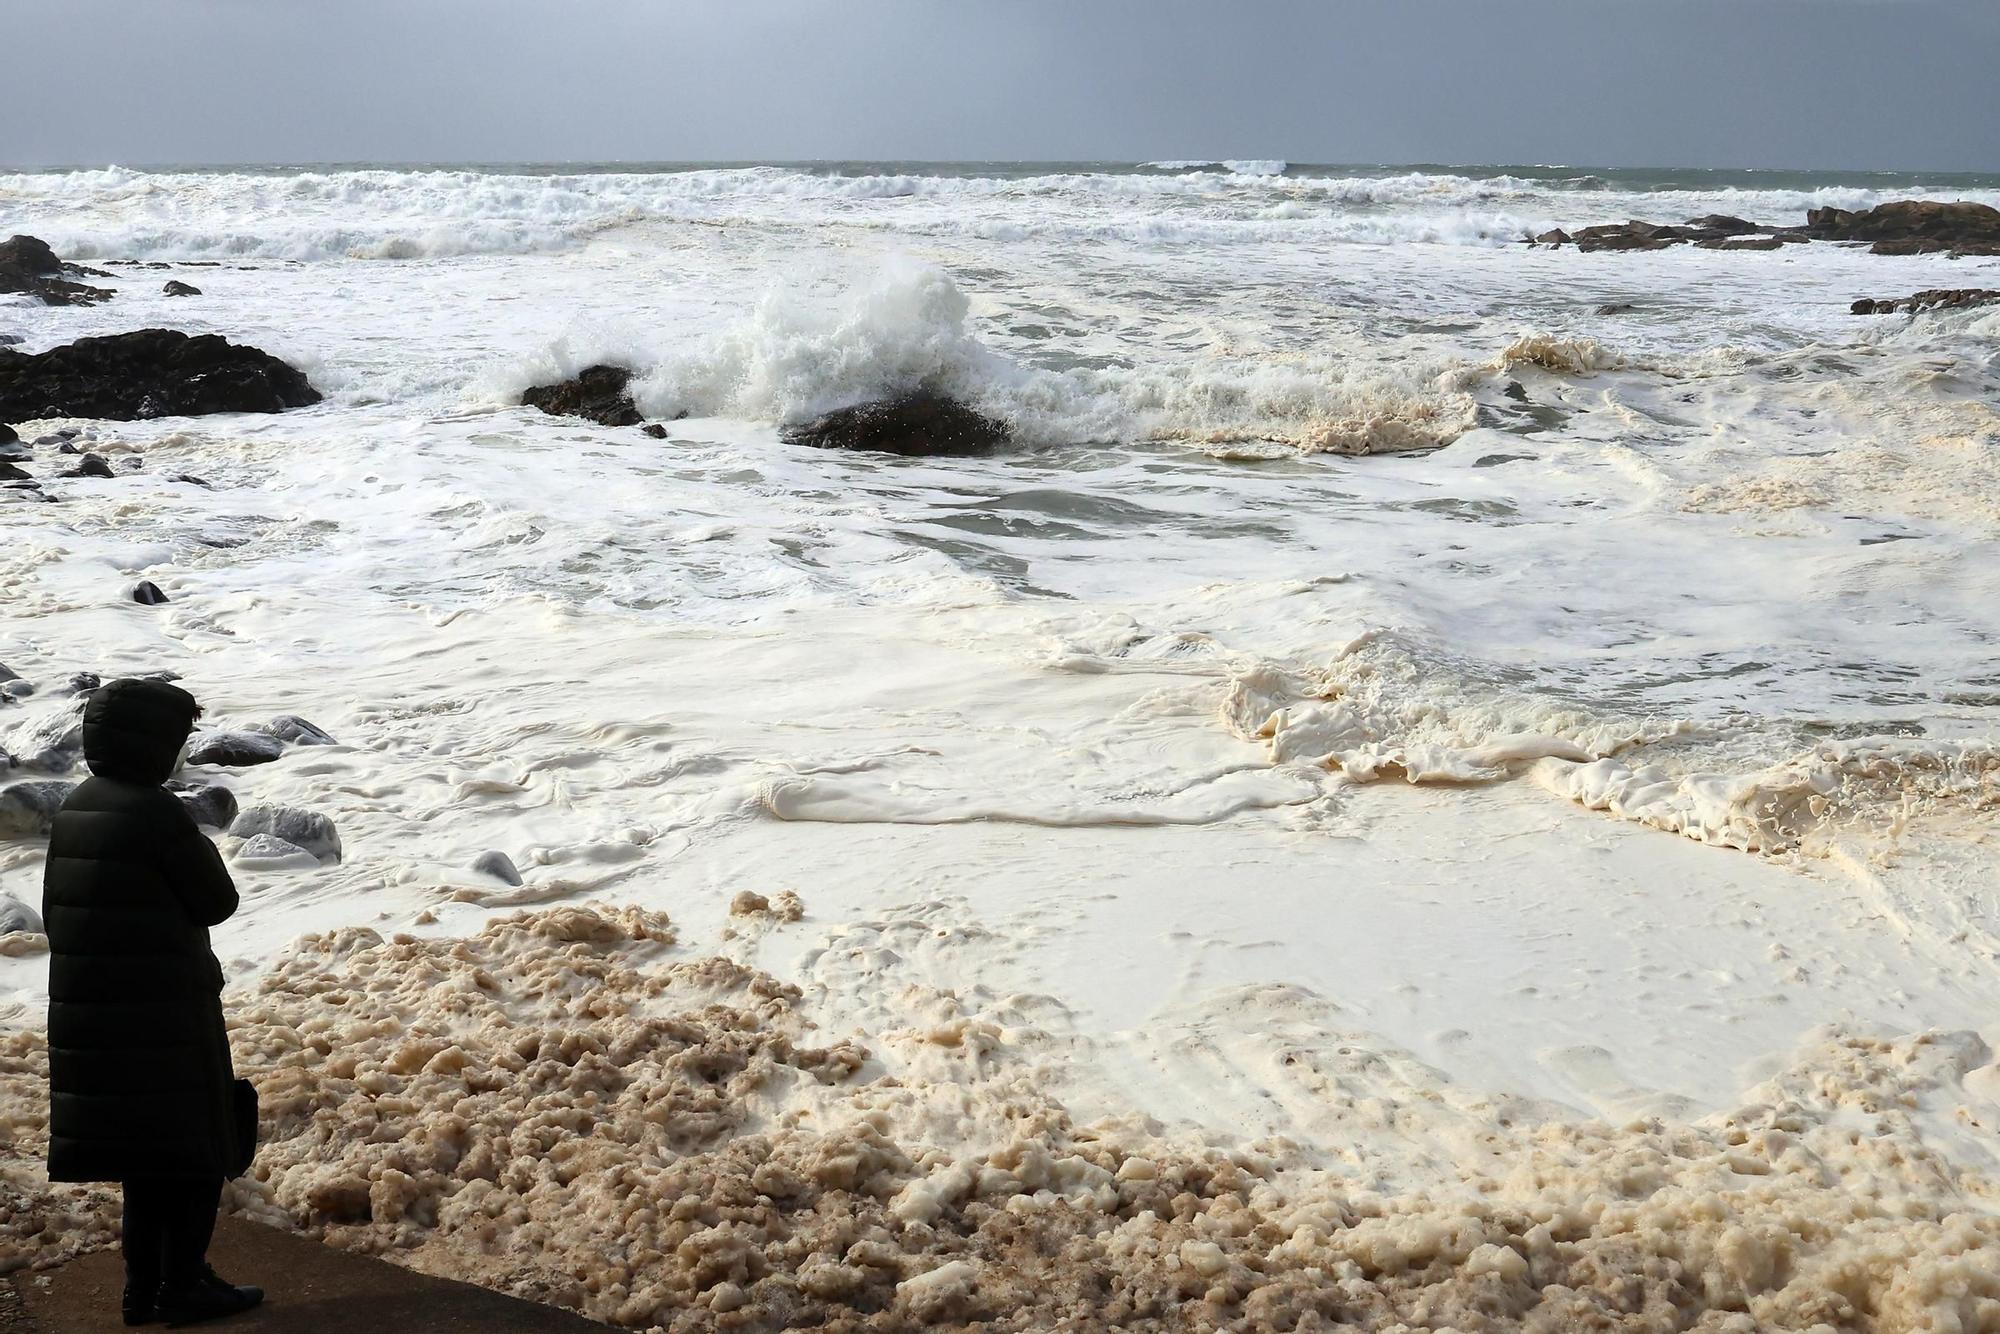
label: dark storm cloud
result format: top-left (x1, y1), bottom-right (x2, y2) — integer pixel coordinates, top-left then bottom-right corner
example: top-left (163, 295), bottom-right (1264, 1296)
top-left (3, 0), bottom-right (1995, 170)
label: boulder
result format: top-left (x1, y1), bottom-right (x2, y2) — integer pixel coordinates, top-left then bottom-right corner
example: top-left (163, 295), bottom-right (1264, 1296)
top-left (1696, 236), bottom-right (1784, 251)
top-left (187, 730), bottom-right (284, 767)
top-left (0, 424), bottom-right (15, 443)
top-left (175, 783), bottom-right (240, 830)
top-left (59, 452), bottom-right (116, 479)
top-left (0, 463), bottom-right (28, 482)
top-left (470, 850), bottom-right (523, 886)
top-left (641, 423), bottom-right (669, 439)
top-left (1684, 214), bottom-right (1759, 236)
top-left (67, 672), bottom-right (101, 695)
top-left (1571, 223), bottom-right (1676, 253)
top-left (0, 781), bottom-right (75, 838)
top-left (1805, 200), bottom-right (2000, 256)
top-left (0, 329), bottom-right (322, 421)
top-left (230, 805), bottom-right (341, 863)
top-left (0, 235), bottom-right (113, 307)
top-left (2, 680), bottom-right (34, 702)
top-left (132, 580), bottom-right (170, 605)
top-left (162, 280), bottom-right (201, 297)
top-left (782, 391), bottom-right (1011, 457)
top-left (1532, 229), bottom-right (1571, 247)
top-left (7, 705), bottom-right (84, 770)
top-left (256, 715), bottom-right (335, 746)
top-left (0, 896), bottom-right (44, 935)
top-left (521, 364), bottom-right (642, 427)
top-left (1851, 288), bottom-right (2000, 315)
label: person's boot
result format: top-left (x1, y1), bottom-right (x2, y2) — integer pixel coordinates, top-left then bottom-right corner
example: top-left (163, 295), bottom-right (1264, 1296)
top-left (156, 1268), bottom-right (263, 1327)
top-left (121, 1276), bottom-right (159, 1325)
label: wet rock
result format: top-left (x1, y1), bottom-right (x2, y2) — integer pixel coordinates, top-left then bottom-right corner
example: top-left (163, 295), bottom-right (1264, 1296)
top-left (0, 235), bottom-right (113, 307)
top-left (1571, 223), bottom-right (1677, 253)
top-left (1805, 200), bottom-right (2000, 256)
top-left (1696, 236), bottom-right (1784, 251)
top-left (470, 850), bottom-right (523, 886)
top-left (0, 329), bottom-right (322, 421)
top-left (232, 833), bottom-right (320, 871)
top-left (783, 391), bottom-right (1010, 457)
top-left (640, 423), bottom-right (669, 439)
top-left (257, 715), bottom-right (336, 746)
top-left (2, 680), bottom-right (34, 702)
top-left (520, 364), bottom-right (641, 427)
top-left (131, 580), bottom-right (170, 605)
top-left (1595, 302), bottom-right (1639, 316)
top-left (1685, 214), bottom-right (1759, 236)
top-left (0, 424), bottom-right (15, 443)
top-left (174, 782), bottom-right (240, 830)
top-left (0, 781), bottom-right (75, 838)
top-left (187, 730), bottom-right (284, 767)
top-left (8, 704), bottom-right (84, 770)
top-left (1531, 228), bottom-right (1570, 247)
top-left (162, 280), bottom-right (201, 297)
top-left (1851, 288), bottom-right (2000, 315)
top-left (0, 896), bottom-right (44, 935)
top-left (172, 473), bottom-right (214, 488)
top-left (67, 673), bottom-right (101, 695)
top-left (58, 452), bottom-right (115, 479)
top-left (230, 805), bottom-right (341, 863)
top-left (0, 463), bottom-right (29, 482)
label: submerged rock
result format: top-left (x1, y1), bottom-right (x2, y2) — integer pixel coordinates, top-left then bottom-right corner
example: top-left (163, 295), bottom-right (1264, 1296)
top-left (187, 730), bottom-right (284, 767)
top-left (0, 781), bottom-right (76, 838)
top-left (0, 329), bottom-right (322, 421)
top-left (0, 235), bottom-right (113, 307)
top-left (58, 452), bottom-right (116, 479)
top-left (230, 805), bottom-right (341, 863)
top-left (783, 392), bottom-right (1010, 457)
top-left (470, 850), bottom-right (523, 886)
top-left (233, 833), bottom-right (321, 871)
top-left (257, 714), bottom-right (336, 746)
top-left (521, 364), bottom-right (642, 427)
top-left (1851, 288), bottom-right (2000, 315)
top-left (1806, 200), bottom-right (2000, 256)
top-left (162, 279), bottom-right (202, 297)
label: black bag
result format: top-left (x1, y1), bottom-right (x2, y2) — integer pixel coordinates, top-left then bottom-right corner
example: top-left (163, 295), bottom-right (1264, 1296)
top-left (227, 1078), bottom-right (258, 1178)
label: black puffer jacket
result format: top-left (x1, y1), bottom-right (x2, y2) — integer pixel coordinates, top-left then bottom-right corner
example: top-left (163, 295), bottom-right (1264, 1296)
top-left (42, 679), bottom-right (240, 1182)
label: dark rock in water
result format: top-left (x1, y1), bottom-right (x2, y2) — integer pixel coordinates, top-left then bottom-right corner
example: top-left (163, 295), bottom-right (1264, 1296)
top-left (258, 714), bottom-right (335, 746)
top-left (1532, 228), bottom-right (1571, 247)
top-left (1595, 302), bottom-right (1639, 315)
top-left (187, 730), bottom-right (284, 767)
top-left (0, 334), bottom-right (22, 347)
top-left (230, 805), bottom-right (341, 863)
top-left (471, 850), bottom-right (524, 886)
top-left (0, 896), bottom-right (44, 935)
top-left (0, 463), bottom-right (28, 482)
top-left (1473, 453), bottom-right (1536, 468)
top-left (10, 704), bottom-right (84, 771)
top-left (172, 473), bottom-right (215, 489)
top-left (0, 329), bottom-right (322, 421)
top-left (1571, 223), bottom-right (1677, 253)
top-left (0, 781), bottom-right (76, 838)
top-left (0, 235), bottom-right (113, 307)
top-left (1685, 215), bottom-right (1758, 236)
top-left (59, 452), bottom-right (116, 479)
top-left (1805, 200), bottom-right (2000, 256)
top-left (55, 441), bottom-right (81, 454)
top-left (1697, 236), bottom-right (1784, 251)
top-left (783, 392), bottom-right (1011, 457)
top-left (641, 423), bottom-right (669, 439)
top-left (1851, 288), bottom-right (2000, 315)
top-left (521, 364), bottom-right (641, 427)
top-left (162, 279), bottom-right (202, 297)
top-left (174, 783), bottom-right (240, 831)
top-left (0, 424), bottom-right (15, 444)
top-left (1, 680), bottom-right (32, 702)
top-left (132, 580), bottom-right (170, 605)
top-left (67, 673), bottom-right (101, 695)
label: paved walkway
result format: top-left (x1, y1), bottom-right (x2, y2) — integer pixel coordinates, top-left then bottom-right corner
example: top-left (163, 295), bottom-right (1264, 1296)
top-left (3, 1216), bottom-right (606, 1331)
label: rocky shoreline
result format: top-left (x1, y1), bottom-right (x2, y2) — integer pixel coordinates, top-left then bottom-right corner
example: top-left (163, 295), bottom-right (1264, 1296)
top-left (1530, 199), bottom-right (2000, 257)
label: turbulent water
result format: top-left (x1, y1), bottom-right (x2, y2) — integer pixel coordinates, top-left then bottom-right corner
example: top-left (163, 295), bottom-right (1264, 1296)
top-left (5, 162), bottom-right (2000, 1328)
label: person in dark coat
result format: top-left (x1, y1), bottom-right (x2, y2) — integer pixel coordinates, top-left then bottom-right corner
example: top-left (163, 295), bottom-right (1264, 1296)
top-left (43, 678), bottom-right (265, 1326)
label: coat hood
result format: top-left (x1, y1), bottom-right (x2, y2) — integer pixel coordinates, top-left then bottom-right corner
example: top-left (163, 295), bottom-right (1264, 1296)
top-left (82, 678), bottom-right (199, 785)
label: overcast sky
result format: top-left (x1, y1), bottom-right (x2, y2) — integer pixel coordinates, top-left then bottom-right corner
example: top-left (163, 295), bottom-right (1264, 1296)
top-left (6, 0), bottom-right (1997, 171)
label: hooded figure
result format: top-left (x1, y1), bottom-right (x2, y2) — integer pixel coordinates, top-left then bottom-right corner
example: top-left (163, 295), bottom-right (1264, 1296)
top-left (42, 678), bottom-right (263, 1325)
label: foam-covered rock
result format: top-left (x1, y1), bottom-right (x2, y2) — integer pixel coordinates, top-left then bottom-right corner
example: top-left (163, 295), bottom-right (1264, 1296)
top-left (230, 805), bottom-right (341, 863)
top-left (255, 715), bottom-right (335, 746)
top-left (233, 834), bottom-right (321, 872)
top-left (174, 783), bottom-right (240, 831)
top-left (520, 364), bottom-right (641, 427)
top-left (469, 850), bottom-right (523, 886)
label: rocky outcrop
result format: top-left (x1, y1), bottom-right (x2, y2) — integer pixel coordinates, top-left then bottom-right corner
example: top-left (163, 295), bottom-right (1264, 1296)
top-left (521, 365), bottom-right (642, 427)
top-left (230, 805), bottom-right (341, 863)
top-left (782, 392), bottom-right (1011, 457)
top-left (162, 280), bottom-right (201, 297)
top-left (0, 330), bottom-right (321, 421)
top-left (1805, 201), bottom-right (2000, 256)
top-left (1532, 200), bottom-right (2000, 258)
top-left (0, 235), bottom-right (113, 306)
top-left (132, 581), bottom-right (170, 605)
top-left (1851, 288), bottom-right (2000, 315)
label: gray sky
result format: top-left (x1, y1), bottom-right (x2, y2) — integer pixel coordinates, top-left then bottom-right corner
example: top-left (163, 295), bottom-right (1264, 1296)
top-left (5, 0), bottom-right (1997, 171)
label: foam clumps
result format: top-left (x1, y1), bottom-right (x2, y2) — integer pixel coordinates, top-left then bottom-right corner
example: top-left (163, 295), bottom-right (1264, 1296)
top-left (6, 905), bottom-right (2000, 1331)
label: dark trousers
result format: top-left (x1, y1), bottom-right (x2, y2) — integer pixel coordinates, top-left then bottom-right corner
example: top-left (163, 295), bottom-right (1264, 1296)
top-left (121, 1176), bottom-right (221, 1289)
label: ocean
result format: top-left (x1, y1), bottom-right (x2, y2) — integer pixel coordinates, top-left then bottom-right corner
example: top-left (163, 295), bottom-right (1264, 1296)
top-left (4, 160), bottom-right (2000, 1325)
